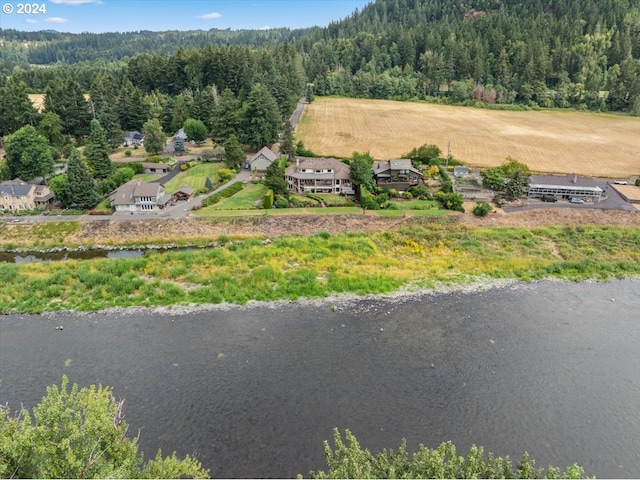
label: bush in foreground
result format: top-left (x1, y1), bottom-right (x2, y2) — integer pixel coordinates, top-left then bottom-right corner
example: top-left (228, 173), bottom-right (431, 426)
top-left (0, 376), bottom-right (209, 479)
top-left (306, 428), bottom-right (587, 479)
top-left (473, 201), bottom-right (493, 216)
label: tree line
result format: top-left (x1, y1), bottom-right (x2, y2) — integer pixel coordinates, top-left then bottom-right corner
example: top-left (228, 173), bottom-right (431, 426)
top-left (2, 0), bottom-right (639, 114)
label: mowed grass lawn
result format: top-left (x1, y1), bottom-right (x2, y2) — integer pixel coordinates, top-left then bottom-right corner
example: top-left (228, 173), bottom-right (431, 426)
top-left (297, 97), bottom-right (640, 178)
top-left (164, 163), bottom-right (224, 192)
top-left (209, 183), bottom-right (267, 210)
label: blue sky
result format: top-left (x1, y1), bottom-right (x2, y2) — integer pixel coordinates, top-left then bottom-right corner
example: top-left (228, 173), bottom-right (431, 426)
top-left (1, 0), bottom-right (371, 33)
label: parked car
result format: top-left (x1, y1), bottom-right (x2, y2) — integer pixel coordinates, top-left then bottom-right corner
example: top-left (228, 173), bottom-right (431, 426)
top-left (569, 197), bottom-right (584, 204)
top-left (541, 195), bottom-right (558, 202)
top-left (613, 180), bottom-right (628, 185)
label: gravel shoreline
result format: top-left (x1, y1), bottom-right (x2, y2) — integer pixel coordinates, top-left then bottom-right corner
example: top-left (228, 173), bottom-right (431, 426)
top-left (37, 276), bottom-right (639, 319)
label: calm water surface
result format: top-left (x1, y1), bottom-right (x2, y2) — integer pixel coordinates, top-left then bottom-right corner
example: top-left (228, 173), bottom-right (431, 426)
top-left (1, 279), bottom-right (639, 478)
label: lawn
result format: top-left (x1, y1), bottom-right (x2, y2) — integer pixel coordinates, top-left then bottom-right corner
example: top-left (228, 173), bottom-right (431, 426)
top-left (134, 173), bottom-right (163, 183)
top-left (164, 163), bottom-right (224, 192)
top-left (297, 97), bottom-right (640, 177)
top-left (316, 194), bottom-right (355, 206)
top-left (390, 199), bottom-right (440, 210)
top-left (209, 183), bottom-right (267, 210)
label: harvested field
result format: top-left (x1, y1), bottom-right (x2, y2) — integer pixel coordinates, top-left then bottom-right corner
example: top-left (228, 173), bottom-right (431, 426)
top-left (297, 98), bottom-right (640, 178)
top-left (28, 93), bottom-right (90, 111)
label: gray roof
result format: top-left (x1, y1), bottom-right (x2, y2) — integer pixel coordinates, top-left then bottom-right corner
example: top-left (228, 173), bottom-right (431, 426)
top-left (249, 146), bottom-right (278, 164)
top-left (373, 159), bottom-right (423, 177)
top-left (173, 185), bottom-right (194, 195)
top-left (111, 180), bottom-right (164, 205)
top-left (142, 162), bottom-right (170, 170)
top-left (125, 131), bottom-right (143, 140)
top-left (528, 174), bottom-right (602, 191)
top-left (285, 157), bottom-right (351, 180)
top-left (0, 184), bottom-right (34, 196)
top-left (134, 182), bottom-right (163, 198)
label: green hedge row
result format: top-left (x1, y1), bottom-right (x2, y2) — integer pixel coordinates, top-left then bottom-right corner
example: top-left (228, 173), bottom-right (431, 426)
top-left (201, 181), bottom-right (244, 207)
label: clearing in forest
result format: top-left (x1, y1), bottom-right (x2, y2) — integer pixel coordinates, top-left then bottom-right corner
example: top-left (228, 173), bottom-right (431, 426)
top-left (296, 98), bottom-right (640, 178)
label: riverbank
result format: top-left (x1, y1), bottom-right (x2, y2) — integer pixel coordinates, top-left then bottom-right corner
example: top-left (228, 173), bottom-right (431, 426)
top-left (1, 223), bottom-right (639, 313)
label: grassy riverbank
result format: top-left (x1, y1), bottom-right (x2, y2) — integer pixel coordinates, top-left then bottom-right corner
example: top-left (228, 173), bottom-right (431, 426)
top-left (1, 224), bottom-right (639, 313)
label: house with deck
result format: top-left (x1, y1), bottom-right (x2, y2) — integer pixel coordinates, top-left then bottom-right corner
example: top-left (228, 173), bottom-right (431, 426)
top-left (285, 157), bottom-right (353, 195)
top-left (372, 159), bottom-right (423, 191)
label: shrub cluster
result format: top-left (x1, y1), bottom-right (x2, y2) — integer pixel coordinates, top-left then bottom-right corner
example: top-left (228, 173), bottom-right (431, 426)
top-left (472, 201), bottom-right (493, 217)
top-left (263, 188), bottom-right (274, 209)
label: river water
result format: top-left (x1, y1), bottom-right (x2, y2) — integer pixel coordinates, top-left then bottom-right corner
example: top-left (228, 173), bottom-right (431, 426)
top-left (1, 279), bottom-right (639, 478)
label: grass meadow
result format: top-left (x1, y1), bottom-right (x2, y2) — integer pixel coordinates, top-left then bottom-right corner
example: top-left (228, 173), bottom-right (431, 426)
top-left (164, 163), bottom-right (225, 192)
top-left (297, 97), bottom-right (640, 178)
top-left (1, 224), bottom-right (638, 313)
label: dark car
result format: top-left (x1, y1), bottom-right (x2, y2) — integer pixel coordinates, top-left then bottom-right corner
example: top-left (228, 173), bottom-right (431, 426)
top-left (541, 195), bottom-right (557, 202)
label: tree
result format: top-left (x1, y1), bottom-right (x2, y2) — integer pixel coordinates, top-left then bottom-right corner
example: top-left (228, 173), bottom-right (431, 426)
top-left (505, 170), bottom-right (526, 199)
top-left (264, 160), bottom-right (288, 196)
top-left (204, 176), bottom-right (215, 191)
top-left (142, 118), bottom-right (166, 155)
top-left (280, 120), bottom-right (295, 159)
top-left (307, 429), bottom-right (586, 479)
top-left (349, 151), bottom-right (375, 200)
top-left (473, 201), bottom-right (493, 217)
top-left (43, 76), bottom-right (92, 138)
top-left (210, 88), bottom-right (240, 144)
top-left (223, 134), bottom-right (245, 170)
top-left (0, 77), bottom-right (39, 137)
top-left (0, 376), bottom-right (209, 479)
top-left (242, 83), bottom-right (282, 149)
top-left (84, 119), bottom-right (114, 179)
top-left (3, 125), bottom-right (54, 181)
top-left (37, 112), bottom-right (65, 150)
top-left (404, 144), bottom-right (442, 165)
top-left (173, 135), bottom-right (185, 155)
top-left (65, 148), bottom-right (100, 209)
top-left (48, 174), bottom-right (68, 206)
top-left (217, 169), bottom-right (235, 184)
top-left (183, 118), bottom-right (208, 144)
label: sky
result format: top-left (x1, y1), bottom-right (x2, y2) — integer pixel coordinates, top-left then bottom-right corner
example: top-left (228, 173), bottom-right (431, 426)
top-left (0, 0), bottom-right (371, 33)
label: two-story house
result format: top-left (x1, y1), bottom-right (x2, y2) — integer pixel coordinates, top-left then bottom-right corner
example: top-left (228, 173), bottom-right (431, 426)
top-left (372, 159), bottom-right (423, 191)
top-left (285, 157), bottom-right (353, 195)
top-left (110, 180), bottom-right (171, 213)
top-left (0, 179), bottom-right (53, 211)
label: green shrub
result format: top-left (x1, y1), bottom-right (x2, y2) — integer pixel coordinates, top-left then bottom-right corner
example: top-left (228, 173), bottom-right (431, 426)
top-left (263, 188), bottom-right (274, 209)
top-left (201, 181), bottom-right (244, 207)
top-left (274, 196), bottom-right (288, 208)
top-left (635, 178), bottom-right (640, 187)
top-left (124, 149), bottom-right (132, 157)
top-left (473, 201), bottom-right (493, 217)
top-left (436, 192), bottom-right (465, 212)
top-left (180, 164), bottom-right (188, 171)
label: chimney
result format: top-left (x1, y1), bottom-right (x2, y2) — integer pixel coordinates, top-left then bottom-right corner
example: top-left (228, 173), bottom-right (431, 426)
top-left (296, 158), bottom-right (299, 167)
top-left (573, 174), bottom-right (578, 184)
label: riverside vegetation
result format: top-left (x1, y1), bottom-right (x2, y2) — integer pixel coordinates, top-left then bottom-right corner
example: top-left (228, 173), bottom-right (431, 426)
top-left (0, 223), bottom-right (638, 313)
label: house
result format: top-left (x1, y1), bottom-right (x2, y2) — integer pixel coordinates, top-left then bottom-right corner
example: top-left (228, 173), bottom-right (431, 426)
top-left (372, 159), bottom-right (423, 191)
top-left (124, 131), bottom-right (144, 147)
top-left (109, 180), bottom-right (171, 213)
top-left (172, 185), bottom-right (194, 202)
top-left (527, 174), bottom-right (603, 202)
top-left (285, 157), bottom-right (353, 195)
top-left (142, 162), bottom-right (171, 174)
top-left (454, 166), bottom-right (470, 177)
top-left (246, 146), bottom-right (278, 173)
top-left (0, 179), bottom-right (53, 211)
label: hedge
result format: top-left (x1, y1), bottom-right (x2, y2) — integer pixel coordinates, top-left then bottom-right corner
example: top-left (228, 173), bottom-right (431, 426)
top-left (201, 181), bottom-right (244, 207)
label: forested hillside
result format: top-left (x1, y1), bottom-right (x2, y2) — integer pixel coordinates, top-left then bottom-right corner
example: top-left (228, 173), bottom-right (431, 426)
top-left (1, 0), bottom-right (639, 146)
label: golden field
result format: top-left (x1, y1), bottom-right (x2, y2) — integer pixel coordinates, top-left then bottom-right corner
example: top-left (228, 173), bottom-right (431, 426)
top-left (297, 98), bottom-right (640, 178)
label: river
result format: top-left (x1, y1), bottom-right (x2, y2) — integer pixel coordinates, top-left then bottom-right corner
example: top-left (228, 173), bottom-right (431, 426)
top-left (1, 279), bottom-right (639, 478)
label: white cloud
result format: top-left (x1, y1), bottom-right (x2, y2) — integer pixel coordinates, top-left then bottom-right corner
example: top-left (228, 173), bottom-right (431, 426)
top-left (45, 17), bottom-right (70, 23)
top-left (50, 0), bottom-right (101, 4)
top-left (197, 12), bottom-right (222, 19)
top-left (25, 18), bottom-right (38, 24)
top-left (259, 26), bottom-right (273, 30)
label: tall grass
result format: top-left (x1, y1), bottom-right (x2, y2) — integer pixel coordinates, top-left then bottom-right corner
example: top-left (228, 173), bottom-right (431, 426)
top-left (0, 225), bottom-right (638, 313)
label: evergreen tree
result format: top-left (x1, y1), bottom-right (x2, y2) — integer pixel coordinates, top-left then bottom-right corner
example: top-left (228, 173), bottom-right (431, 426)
top-left (264, 160), bottom-right (288, 196)
top-left (243, 83), bottom-right (282, 149)
top-left (210, 88), bottom-right (240, 143)
top-left (3, 125), bottom-right (54, 181)
top-left (205, 176), bottom-right (214, 191)
top-left (223, 134), bottom-right (245, 170)
top-left (280, 120), bottom-right (295, 159)
top-left (43, 76), bottom-right (92, 138)
top-left (142, 118), bottom-right (166, 155)
top-left (349, 151), bottom-right (375, 200)
top-left (65, 149), bottom-right (100, 209)
top-left (84, 119), bottom-right (113, 179)
top-left (37, 112), bottom-right (65, 150)
top-left (173, 135), bottom-right (185, 155)
top-left (0, 77), bottom-right (39, 137)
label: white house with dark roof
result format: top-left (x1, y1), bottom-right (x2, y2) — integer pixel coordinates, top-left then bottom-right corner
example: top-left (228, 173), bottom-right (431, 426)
top-left (109, 180), bottom-right (171, 212)
top-left (285, 157), bottom-right (353, 195)
top-left (246, 146), bottom-right (278, 172)
top-left (527, 174), bottom-right (603, 202)
top-left (124, 131), bottom-right (144, 147)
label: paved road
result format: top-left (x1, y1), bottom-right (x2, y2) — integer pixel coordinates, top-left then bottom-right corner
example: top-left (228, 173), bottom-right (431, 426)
top-left (290, 97), bottom-right (306, 131)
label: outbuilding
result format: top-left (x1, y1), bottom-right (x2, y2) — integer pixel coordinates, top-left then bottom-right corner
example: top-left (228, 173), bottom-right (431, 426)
top-left (527, 174), bottom-right (603, 202)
